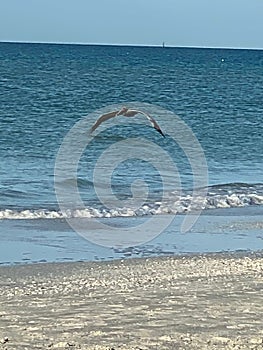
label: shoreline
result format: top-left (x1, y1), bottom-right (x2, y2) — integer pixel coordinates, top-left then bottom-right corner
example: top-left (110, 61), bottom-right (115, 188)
top-left (1, 207), bottom-right (263, 266)
top-left (1, 252), bottom-right (263, 349)
top-left (0, 249), bottom-right (263, 268)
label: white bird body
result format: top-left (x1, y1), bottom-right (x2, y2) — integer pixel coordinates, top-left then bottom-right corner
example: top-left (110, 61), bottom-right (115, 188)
top-left (90, 107), bottom-right (165, 137)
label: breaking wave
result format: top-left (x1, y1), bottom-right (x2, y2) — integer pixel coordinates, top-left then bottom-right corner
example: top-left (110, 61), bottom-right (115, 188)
top-left (0, 183), bottom-right (262, 220)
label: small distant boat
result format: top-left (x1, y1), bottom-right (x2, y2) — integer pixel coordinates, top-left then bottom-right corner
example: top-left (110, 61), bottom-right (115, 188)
top-left (162, 42), bottom-right (165, 48)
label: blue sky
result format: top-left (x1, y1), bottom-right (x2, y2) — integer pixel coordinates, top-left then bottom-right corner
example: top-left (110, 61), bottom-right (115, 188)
top-left (0, 0), bottom-right (262, 49)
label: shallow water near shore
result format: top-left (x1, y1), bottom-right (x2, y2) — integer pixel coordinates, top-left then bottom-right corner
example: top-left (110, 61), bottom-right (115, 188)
top-left (0, 206), bottom-right (262, 265)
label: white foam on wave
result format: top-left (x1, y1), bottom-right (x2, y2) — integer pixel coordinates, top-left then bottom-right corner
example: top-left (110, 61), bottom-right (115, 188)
top-left (0, 209), bottom-right (64, 220)
top-left (0, 192), bottom-right (262, 220)
top-left (206, 193), bottom-right (263, 208)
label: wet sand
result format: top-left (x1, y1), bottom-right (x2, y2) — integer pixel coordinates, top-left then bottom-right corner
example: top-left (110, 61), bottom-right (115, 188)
top-left (0, 253), bottom-right (263, 349)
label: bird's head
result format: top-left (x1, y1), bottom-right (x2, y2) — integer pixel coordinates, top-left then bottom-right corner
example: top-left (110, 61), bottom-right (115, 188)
top-left (116, 106), bottom-right (129, 116)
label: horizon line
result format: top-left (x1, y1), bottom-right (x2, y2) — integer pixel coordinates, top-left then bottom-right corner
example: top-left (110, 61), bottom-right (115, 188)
top-left (1, 40), bottom-right (263, 51)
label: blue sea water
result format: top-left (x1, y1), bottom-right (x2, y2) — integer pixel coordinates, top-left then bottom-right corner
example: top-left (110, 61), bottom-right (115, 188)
top-left (0, 42), bottom-right (262, 264)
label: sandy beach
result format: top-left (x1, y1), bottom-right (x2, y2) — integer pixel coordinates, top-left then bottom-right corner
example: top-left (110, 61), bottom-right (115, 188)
top-left (0, 253), bottom-right (263, 349)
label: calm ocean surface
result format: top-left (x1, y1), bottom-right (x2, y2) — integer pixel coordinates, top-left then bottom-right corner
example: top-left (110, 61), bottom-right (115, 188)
top-left (0, 42), bottom-right (262, 264)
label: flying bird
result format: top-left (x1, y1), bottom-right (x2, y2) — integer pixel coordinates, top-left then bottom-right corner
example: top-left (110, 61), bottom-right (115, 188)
top-left (89, 107), bottom-right (165, 137)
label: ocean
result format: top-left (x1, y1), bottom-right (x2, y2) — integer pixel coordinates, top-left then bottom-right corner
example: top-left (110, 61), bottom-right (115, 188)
top-left (0, 42), bottom-right (262, 264)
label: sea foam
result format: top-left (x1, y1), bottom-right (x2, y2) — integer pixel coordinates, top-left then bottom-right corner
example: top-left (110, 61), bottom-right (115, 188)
top-left (0, 192), bottom-right (262, 220)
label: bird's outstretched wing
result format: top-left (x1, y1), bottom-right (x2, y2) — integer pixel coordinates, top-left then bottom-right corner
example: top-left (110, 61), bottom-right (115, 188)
top-left (124, 109), bottom-right (165, 137)
top-left (89, 110), bottom-right (119, 133)
top-left (144, 113), bottom-right (165, 137)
